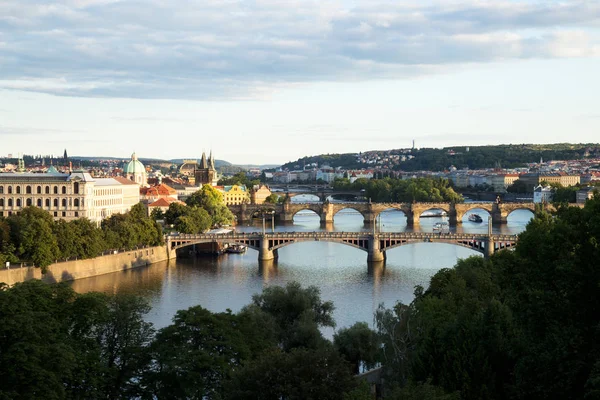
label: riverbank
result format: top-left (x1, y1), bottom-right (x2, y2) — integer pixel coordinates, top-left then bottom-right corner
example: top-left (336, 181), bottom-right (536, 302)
top-left (0, 245), bottom-right (171, 286)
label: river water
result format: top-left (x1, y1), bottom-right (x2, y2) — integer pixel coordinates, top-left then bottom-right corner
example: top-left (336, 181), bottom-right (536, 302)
top-left (70, 201), bottom-right (533, 336)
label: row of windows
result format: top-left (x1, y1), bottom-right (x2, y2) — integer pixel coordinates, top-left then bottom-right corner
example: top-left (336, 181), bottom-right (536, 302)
top-left (0, 198), bottom-right (83, 207)
top-left (0, 183), bottom-right (81, 195)
top-left (0, 211), bottom-right (80, 218)
top-left (94, 198), bottom-right (122, 207)
top-left (95, 189), bottom-right (122, 196)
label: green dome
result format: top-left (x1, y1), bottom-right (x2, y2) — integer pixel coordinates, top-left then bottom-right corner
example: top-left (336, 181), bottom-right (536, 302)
top-left (124, 153), bottom-right (145, 174)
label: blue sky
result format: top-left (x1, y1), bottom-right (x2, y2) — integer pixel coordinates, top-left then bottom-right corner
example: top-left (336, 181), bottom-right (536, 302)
top-left (1, 0), bottom-right (599, 165)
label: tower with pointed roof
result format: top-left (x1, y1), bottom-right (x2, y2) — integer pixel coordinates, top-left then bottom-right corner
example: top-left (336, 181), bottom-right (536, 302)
top-left (194, 150), bottom-right (218, 186)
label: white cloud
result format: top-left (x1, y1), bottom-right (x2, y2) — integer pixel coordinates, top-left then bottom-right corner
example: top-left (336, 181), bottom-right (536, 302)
top-left (0, 0), bottom-right (598, 99)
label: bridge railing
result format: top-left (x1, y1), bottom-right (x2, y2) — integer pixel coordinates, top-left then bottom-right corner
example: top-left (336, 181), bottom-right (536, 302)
top-left (166, 232), bottom-right (518, 241)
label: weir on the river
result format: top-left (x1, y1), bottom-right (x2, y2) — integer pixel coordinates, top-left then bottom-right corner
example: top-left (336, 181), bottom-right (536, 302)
top-left (167, 231), bottom-right (518, 263)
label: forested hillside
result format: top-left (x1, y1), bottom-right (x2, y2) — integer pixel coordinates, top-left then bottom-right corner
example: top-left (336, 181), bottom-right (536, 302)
top-left (280, 143), bottom-right (600, 172)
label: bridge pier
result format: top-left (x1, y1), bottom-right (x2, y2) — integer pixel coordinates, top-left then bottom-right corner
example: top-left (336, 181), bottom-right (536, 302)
top-left (484, 238), bottom-right (495, 259)
top-left (407, 212), bottom-right (418, 227)
top-left (320, 202), bottom-right (334, 224)
top-left (258, 237), bottom-right (278, 261)
top-left (367, 236), bottom-right (386, 262)
top-left (492, 212), bottom-right (508, 224)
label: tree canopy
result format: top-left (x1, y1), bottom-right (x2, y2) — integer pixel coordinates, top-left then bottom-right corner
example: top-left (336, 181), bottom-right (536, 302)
top-left (333, 176), bottom-right (463, 203)
top-left (0, 204), bottom-right (162, 270)
top-left (376, 195), bottom-right (600, 399)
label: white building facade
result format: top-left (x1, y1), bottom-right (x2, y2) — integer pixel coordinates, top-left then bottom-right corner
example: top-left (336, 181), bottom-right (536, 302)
top-left (0, 171), bottom-right (140, 224)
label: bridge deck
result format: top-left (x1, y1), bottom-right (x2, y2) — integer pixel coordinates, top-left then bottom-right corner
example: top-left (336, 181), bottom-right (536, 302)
top-left (168, 231), bottom-right (518, 242)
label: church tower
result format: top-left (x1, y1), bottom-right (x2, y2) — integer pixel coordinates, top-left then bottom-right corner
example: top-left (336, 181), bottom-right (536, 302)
top-left (194, 150), bottom-right (218, 187)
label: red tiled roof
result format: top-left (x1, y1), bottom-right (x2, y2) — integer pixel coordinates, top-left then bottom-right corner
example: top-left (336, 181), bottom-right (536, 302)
top-left (148, 197), bottom-right (183, 207)
top-left (141, 183), bottom-right (177, 196)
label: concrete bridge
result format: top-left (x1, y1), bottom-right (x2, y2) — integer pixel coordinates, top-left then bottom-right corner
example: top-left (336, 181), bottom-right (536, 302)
top-left (229, 201), bottom-right (546, 226)
top-left (166, 231), bottom-right (518, 263)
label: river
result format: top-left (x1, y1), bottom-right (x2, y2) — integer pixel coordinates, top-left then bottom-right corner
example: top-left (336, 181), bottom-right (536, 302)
top-left (70, 202), bottom-right (533, 336)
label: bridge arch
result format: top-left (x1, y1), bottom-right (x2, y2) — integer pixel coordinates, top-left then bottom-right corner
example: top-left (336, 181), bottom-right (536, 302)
top-left (461, 207), bottom-right (492, 223)
top-left (269, 238), bottom-right (368, 253)
top-left (411, 203), bottom-right (451, 220)
top-left (332, 206), bottom-right (367, 222)
top-left (454, 203), bottom-right (494, 223)
top-left (382, 239), bottom-right (486, 255)
top-left (373, 208), bottom-right (409, 227)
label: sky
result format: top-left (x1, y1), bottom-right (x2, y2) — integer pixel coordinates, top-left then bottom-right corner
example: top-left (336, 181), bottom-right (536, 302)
top-left (0, 0), bottom-right (599, 166)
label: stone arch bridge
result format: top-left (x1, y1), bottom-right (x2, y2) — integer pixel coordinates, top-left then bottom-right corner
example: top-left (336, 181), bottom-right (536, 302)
top-left (229, 202), bottom-right (547, 226)
top-left (166, 231), bottom-right (518, 263)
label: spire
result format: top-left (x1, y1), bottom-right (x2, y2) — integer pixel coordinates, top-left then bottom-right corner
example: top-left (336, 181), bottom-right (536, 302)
top-left (200, 152), bottom-right (208, 169)
top-left (210, 150), bottom-right (215, 170)
top-left (17, 153), bottom-right (25, 173)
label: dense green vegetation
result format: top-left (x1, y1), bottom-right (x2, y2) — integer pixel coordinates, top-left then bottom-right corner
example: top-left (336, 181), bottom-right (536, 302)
top-left (0, 281), bottom-right (376, 400)
top-left (217, 171), bottom-right (259, 187)
top-left (0, 204), bottom-right (163, 270)
top-left (333, 176), bottom-right (464, 203)
top-left (376, 195), bottom-right (600, 399)
top-left (279, 144), bottom-right (600, 172)
top-left (3, 194), bottom-right (599, 399)
top-left (161, 186), bottom-right (236, 233)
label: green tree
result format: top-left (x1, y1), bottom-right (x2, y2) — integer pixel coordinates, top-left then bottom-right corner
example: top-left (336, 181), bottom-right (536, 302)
top-left (97, 293), bottom-right (154, 399)
top-left (334, 321), bottom-right (380, 374)
top-left (150, 207), bottom-right (164, 221)
top-left (264, 193), bottom-right (281, 204)
top-left (506, 179), bottom-right (530, 193)
top-left (0, 281), bottom-right (82, 399)
top-left (8, 206), bottom-right (60, 269)
top-left (186, 185), bottom-right (235, 227)
top-left (250, 281), bottom-right (335, 351)
top-left (225, 347), bottom-right (358, 400)
top-left (144, 306), bottom-right (251, 399)
top-left (0, 218), bottom-right (18, 265)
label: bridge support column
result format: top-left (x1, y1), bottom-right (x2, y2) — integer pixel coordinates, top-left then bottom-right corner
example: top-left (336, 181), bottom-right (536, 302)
top-left (448, 211), bottom-right (460, 225)
top-left (484, 238), bottom-right (495, 259)
top-left (367, 236), bottom-right (386, 263)
top-left (321, 202), bottom-right (334, 224)
top-left (258, 237), bottom-right (277, 261)
top-left (406, 211), bottom-right (418, 227)
top-left (491, 212), bottom-right (507, 225)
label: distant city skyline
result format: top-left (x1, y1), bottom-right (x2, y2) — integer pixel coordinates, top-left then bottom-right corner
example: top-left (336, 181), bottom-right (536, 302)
top-left (1, 1), bottom-right (599, 165)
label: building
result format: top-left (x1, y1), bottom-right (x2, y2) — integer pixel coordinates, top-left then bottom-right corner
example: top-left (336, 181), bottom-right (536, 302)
top-left (488, 174), bottom-right (520, 192)
top-left (123, 153), bottom-right (148, 186)
top-left (520, 172), bottom-right (580, 189)
top-left (140, 183), bottom-right (178, 203)
top-left (533, 185), bottom-right (553, 204)
top-left (576, 186), bottom-right (598, 204)
top-left (217, 184), bottom-right (250, 205)
top-left (147, 197), bottom-right (185, 216)
top-left (194, 151), bottom-right (218, 186)
top-left (251, 185), bottom-right (273, 204)
top-left (0, 171), bottom-right (140, 223)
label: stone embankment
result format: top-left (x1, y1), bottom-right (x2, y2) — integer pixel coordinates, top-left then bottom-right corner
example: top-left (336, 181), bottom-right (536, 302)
top-left (0, 245), bottom-right (171, 286)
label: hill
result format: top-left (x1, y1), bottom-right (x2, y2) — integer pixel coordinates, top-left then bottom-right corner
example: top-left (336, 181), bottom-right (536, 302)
top-left (279, 143), bottom-right (600, 172)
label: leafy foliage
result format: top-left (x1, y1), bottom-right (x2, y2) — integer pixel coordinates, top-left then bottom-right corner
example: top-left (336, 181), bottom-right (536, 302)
top-left (334, 177), bottom-right (463, 203)
top-left (0, 204), bottom-right (162, 269)
top-left (185, 185), bottom-right (235, 227)
top-left (0, 280), bottom-right (375, 399)
top-left (377, 196), bottom-right (600, 400)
